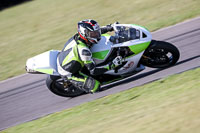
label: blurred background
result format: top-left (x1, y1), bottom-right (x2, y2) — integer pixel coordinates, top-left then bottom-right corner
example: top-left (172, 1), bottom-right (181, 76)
top-left (0, 0), bottom-right (200, 81)
top-left (0, 0), bottom-right (33, 11)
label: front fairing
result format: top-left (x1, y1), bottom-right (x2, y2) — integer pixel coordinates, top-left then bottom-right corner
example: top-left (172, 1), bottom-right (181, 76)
top-left (90, 24), bottom-right (153, 75)
top-left (90, 34), bottom-right (113, 64)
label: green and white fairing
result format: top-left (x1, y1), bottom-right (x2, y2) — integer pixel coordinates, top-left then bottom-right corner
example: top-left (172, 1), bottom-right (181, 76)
top-left (90, 34), bottom-right (112, 64)
top-left (26, 24), bottom-right (152, 76)
top-left (90, 24), bottom-right (152, 75)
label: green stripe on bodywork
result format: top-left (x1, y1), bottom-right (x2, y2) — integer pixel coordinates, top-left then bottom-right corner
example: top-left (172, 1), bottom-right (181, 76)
top-left (92, 50), bottom-right (109, 60)
top-left (35, 68), bottom-right (54, 74)
top-left (128, 41), bottom-right (150, 55)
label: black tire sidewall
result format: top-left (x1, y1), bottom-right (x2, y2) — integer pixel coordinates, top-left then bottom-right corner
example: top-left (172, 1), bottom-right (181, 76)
top-left (46, 75), bottom-right (84, 97)
top-left (143, 41), bottom-right (180, 68)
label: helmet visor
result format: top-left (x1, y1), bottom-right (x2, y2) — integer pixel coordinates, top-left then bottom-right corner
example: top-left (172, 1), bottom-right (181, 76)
top-left (88, 30), bottom-right (101, 39)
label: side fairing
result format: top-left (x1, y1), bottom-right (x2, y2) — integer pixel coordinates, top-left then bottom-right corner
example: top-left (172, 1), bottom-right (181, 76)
top-left (128, 41), bottom-right (151, 55)
top-left (90, 35), bottom-right (112, 64)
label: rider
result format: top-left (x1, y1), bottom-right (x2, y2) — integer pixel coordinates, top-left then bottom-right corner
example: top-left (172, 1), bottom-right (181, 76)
top-left (57, 19), bottom-right (119, 93)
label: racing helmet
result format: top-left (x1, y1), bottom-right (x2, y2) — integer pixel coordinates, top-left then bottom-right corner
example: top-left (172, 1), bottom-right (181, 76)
top-left (78, 19), bottom-right (101, 46)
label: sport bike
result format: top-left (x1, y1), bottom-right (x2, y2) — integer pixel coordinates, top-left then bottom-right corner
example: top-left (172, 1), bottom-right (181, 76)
top-left (26, 24), bottom-right (180, 97)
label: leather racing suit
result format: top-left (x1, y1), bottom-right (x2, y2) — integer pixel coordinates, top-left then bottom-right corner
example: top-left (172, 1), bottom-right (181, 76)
top-left (57, 26), bottom-right (113, 93)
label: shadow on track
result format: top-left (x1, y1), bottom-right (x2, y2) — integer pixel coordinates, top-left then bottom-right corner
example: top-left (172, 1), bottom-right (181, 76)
top-left (101, 55), bottom-right (200, 91)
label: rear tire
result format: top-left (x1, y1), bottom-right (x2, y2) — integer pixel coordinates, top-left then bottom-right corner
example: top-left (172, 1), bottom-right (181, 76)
top-left (141, 40), bottom-right (180, 68)
top-left (46, 75), bottom-right (84, 97)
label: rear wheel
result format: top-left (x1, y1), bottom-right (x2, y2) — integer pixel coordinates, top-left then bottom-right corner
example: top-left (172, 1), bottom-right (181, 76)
top-left (141, 40), bottom-right (180, 68)
top-left (46, 75), bottom-right (84, 97)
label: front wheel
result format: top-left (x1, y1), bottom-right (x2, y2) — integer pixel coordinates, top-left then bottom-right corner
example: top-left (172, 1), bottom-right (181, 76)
top-left (141, 40), bottom-right (180, 68)
top-left (46, 75), bottom-right (84, 97)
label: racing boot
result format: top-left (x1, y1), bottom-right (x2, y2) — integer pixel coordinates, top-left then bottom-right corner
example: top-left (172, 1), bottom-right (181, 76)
top-left (83, 77), bottom-right (101, 93)
top-left (69, 73), bottom-right (100, 93)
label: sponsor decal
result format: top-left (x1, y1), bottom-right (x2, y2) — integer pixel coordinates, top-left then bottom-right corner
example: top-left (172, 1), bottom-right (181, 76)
top-left (122, 61), bottom-right (134, 70)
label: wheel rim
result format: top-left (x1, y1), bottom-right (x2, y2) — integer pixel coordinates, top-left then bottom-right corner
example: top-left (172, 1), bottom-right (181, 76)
top-left (52, 78), bottom-right (84, 97)
top-left (147, 48), bottom-right (175, 67)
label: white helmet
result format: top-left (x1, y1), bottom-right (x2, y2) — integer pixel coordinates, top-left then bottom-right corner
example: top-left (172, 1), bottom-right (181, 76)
top-left (78, 19), bottom-right (101, 45)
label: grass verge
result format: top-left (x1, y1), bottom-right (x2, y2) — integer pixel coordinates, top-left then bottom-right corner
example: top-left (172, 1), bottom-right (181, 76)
top-left (1, 67), bottom-right (200, 133)
top-left (0, 0), bottom-right (200, 80)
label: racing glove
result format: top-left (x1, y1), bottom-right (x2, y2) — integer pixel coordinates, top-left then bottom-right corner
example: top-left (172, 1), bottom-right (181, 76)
top-left (106, 24), bottom-right (114, 32)
top-left (101, 22), bottom-right (120, 34)
top-left (106, 21), bottom-right (120, 31)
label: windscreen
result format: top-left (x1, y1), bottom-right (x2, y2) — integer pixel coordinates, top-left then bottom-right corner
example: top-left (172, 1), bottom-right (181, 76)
top-left (115, 26), bottom-right (140, 43)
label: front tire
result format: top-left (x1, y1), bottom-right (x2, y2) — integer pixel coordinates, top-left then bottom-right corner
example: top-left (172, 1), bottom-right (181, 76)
top-left (141, 40), bottom-right (180, 68)
top-left (46, 75), bottom-right (84, 97)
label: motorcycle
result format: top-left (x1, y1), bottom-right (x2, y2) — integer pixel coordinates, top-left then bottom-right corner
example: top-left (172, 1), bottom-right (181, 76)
top-left (26, 24), bottom-right (180, 97)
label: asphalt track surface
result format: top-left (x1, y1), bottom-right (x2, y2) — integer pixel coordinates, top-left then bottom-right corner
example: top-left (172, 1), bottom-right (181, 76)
top-left (0, 17), bottom-right (200, 130)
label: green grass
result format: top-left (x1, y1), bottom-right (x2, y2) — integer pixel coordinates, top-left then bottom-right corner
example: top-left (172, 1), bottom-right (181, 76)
top-left (1, 68), bottom-right (200, 133)
top-left (0, 0), bottom-right (200, 80)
